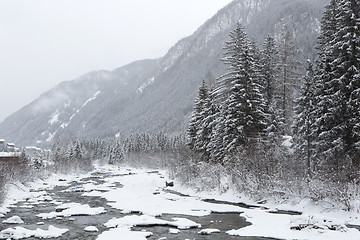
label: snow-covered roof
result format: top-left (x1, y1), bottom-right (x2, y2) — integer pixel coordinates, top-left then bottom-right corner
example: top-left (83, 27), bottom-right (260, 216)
top-left (25, 146), bottom-right (41, 151)
top-left (0, 139), bottom-right (5, 143)
top-left (7, 143), bottom-right (15, 147)
top-left (0, 152), bottom-right (17, 157)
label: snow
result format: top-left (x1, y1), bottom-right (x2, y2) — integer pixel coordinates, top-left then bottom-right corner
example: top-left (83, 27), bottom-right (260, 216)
top-left (97, 227), bottom-right (152, 240)
top-left (198, 228), bottom-right (221, 235)
top-left (104, 215), bottom-right (200, 230)
top-left (46, 130), bottom-right (57, 142)
top-left (290, 214), bottom-right (347, 231)
top-left (282, 135), bottom-right (293, 147)
top-left (137, 77), bottom-right (155, 95)
top-left (84, 226), bottom-right (99, 232)
top-left (0, 171), bottom-right (93, 217)
top-left (37, 202), bottom-right (106, 219)
top-left (48, 110), bottom-right (59, 125)
top-left (1, 165), bottom-right (359, 240)
top-left (169, 228), bottom-right (180, 234)
top-left (57, 91), bottom-right (100, 131)
top-left (226, 209), bottom-right (360, 240)
top-left (82, 91), bottom-right (100, 108)
top-left (0, 152), bottom-right (18, 157)
top-left (84, 168), bottom-right (245, 217)
top-left (2, 216), bottom-right (24, 224)
top-left (0, 225), bottom-right (68, 239)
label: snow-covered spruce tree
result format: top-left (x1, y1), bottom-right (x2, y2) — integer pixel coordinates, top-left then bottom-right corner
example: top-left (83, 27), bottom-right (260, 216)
top-left (314, 0), bottom-right (360, 171)
top-left (293, 61), bottom-right (316, 176)
top-left (275, 20), bottom-right (301, 135)
top-left (109, 140), bottom-right (124, 164)
top-left (207, 107), bottom-right (226, 162)
top-left (260, 35), bottom-right (284, 167)
top-left (73, 140), bottom-right (83, 160)
top-left (195, 84), bottom-right (218, 160)
top-left (218, 22), bottom-right (266, 155)
top-left (187, 79), bottom-right (209, 150)
top-left (336, 0), bottom-right (360, 168)
top-left (312, 0), bottom-right (339, 169)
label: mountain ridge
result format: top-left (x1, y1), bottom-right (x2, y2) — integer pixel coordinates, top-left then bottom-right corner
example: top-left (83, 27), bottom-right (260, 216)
top-left (0, 0), bottom-right (328, 146)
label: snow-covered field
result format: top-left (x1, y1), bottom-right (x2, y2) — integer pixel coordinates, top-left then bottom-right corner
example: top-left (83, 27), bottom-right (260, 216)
top-left (0, 165), bottom-right (359, 239)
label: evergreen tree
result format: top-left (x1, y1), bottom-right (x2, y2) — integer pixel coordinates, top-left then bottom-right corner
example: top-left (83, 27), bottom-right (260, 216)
top-left (314, 0), bottom-right (360, 169)
top-left (187, 79), bottom-right (209, 150)
top-left (293, 61), bottom-right (316, 176)
top-left (312, 0), bottom-right (340, 168)
top-left (74, 140), bottom-right (83, 159)
top-left (197, 85), bottom-right (217, 160)
top-left (275, 20), bottom-right (301, 135)
top-left (260, 35), bottom-right (283, 147)
top-left (219, 22), bottom-right (266, 154)
top-left (335, 0), bottom-right (360, 167)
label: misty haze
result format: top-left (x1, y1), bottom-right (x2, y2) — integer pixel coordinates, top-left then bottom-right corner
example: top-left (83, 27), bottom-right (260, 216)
top-left (1, 0), bottom-right (360, 239)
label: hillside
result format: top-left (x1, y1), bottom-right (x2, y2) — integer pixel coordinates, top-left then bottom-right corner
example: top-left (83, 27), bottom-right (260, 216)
top-left (0, 0), bottom-right (327, 146)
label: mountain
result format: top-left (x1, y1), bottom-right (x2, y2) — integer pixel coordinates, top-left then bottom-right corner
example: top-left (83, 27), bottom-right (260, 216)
top-left (0, 0), bottom-right (328, 146)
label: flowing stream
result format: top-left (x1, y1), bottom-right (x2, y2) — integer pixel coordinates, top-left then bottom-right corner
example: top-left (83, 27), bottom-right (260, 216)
top-left (1, 167), bottom-right (349, 240)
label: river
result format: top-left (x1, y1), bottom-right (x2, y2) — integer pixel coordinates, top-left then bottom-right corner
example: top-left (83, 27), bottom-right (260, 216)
top-left (0, 165), bottom-right (359, 240)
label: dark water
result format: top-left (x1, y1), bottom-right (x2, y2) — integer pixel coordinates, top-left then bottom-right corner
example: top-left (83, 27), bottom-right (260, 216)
top-left (136, 213), bottom-right (277, 240)
top-left (0, 169), bottom-right (303, 239)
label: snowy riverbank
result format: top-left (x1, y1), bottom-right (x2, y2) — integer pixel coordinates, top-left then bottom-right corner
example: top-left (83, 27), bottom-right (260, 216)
top-left (0, 164), bottom-right (359, 239)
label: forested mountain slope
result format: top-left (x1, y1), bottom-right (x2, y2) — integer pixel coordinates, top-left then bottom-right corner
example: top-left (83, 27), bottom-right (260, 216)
top-left (0, 0), bottom-right (327, 146)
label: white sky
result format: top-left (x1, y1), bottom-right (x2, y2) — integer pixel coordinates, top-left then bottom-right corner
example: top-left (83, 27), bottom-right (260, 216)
top-left (0, 0), bottom-right (232, 122)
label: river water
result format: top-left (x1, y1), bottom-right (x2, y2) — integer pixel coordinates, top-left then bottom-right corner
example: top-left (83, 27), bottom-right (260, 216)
top-left (1, 166), bottom-right (350, 240)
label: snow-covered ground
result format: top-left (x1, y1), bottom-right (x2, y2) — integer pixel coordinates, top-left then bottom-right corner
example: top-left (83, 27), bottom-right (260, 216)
top-left (0, 164), bottom-right (359, 239)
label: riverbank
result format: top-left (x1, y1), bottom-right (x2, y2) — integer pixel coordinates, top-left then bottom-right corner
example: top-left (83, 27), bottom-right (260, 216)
top-left (1, 164), bottom-right (360, 239)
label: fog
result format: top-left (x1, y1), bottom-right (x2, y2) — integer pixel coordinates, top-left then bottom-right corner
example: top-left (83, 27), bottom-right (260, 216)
top-left (0, 0), bottom-right (232, 122)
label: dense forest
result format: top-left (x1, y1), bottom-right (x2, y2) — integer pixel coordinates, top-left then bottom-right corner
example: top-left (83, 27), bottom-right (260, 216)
top-left (186, 0), bottom-right (360, 208)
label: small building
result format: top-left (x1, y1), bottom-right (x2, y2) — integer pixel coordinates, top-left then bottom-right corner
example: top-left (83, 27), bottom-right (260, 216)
top-left (7, 143), bottom-right (15, 152)
top-left (0, 140), bottom-right (20, 161)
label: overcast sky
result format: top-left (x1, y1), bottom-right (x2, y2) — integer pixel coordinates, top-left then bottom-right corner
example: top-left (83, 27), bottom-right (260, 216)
top-left (0, 0), bottom-right (232, 122)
